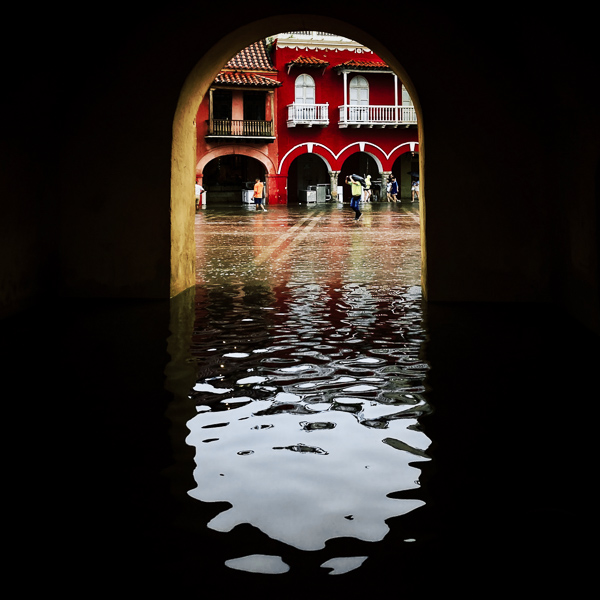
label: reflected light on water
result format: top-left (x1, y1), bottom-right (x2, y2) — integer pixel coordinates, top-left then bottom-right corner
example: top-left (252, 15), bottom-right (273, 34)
top-left (187, 390), bottom-right (429, 551)
top-left (188, 203), bottom-right (429, 573)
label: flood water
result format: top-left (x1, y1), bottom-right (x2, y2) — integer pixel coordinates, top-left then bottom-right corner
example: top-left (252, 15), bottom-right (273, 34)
top-left (7, 201), bottom-right (594, 595)
top-left (188, 201), bottom-right (427, 575)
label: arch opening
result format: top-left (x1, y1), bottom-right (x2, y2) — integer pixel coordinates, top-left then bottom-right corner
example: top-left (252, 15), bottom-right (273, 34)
top-left (172, 16), bottom-right (424, 297)
top-left (340, 151), bottom-right (381, 200)
top-left (391, 151), bottom-right (420, 202)
top-left (202, 155), bottom-right (267, 206)
top-left (287, 153), bottom-right (330, 203)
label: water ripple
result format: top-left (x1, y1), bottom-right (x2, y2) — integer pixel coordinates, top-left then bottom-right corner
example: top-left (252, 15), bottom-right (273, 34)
top-left (187, 277), bottom-right (431, 563)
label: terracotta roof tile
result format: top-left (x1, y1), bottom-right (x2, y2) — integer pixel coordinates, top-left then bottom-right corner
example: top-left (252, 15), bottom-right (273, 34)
top-left (333, 59), bottom-right (391, 71)
top-left (286, 55), bottom-right (330, 67)
top-left (225, 40), bottom-right (276, 71)
top-left (214, 72), bottom-right (281, 87)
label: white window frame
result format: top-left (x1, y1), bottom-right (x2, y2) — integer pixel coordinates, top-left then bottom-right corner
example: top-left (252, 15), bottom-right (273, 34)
top-left (295, 73), bottom-right (316, 104)
top-left (349, 75), bottom-right (369, 121)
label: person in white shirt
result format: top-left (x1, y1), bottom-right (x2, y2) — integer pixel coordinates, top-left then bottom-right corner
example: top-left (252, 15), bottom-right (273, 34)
top-left (195, 181), bottom-right (204, 211)
top-left (364, 174), bottom-right (372, 202)
top-left (411, 179), bottom-right (419, 202)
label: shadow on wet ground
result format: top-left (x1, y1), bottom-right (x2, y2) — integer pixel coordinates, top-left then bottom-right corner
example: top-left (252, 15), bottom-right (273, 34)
top-left (3, 203), bottom-right (596, 596)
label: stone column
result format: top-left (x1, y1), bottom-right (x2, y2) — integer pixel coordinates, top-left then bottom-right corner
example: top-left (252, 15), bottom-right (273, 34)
top-left (329, 171), bottom-right (340, 201)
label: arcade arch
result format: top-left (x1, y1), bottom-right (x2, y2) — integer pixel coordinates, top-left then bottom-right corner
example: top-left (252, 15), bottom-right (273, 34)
top-left (278, 142), bottom-right (418, 202)
top-left (287, 153), bottom-right (330, 203)
top-left (340, 151), bottom-right (381, 199)
top-left (202, 154), bottom-right (267, 205)
top-left (391, 151), bottom-right (420, 202)
top-left (196, 146), bottom-right (276, 178)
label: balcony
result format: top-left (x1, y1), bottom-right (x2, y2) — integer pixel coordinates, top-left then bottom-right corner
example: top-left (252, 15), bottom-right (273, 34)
top-left (287, 103), bottom-right (329, 128)
top-left (338, 105), bottom-right (417, 128)
top-left (206, 119), bottom-right (275, 141)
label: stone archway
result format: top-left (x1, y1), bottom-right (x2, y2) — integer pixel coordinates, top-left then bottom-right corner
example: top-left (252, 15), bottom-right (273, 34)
top-left (287, 152), bottom-right (331, 203)
top-left (339, 151), bottom-right (383, 202)
top-left (196, 146), bottom-right (276, 180)
top-left (171, 16), bottom-right (423, 298)
top-left (391, 151), bottom-right (420, 202)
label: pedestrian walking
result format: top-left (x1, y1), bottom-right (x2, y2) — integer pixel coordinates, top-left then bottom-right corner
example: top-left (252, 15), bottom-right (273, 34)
top-left (390, 176), bottom-right (399, 202)
top-left (346, 175), bottom-right (363, 220)
top-left (411, 178), bottom-right (419, 202)
top-left (364, 174), bottom-right (372, 202)
top-left (195, 180), bottom-right (204, 211)
top-left (253, 178), bottom-right (267, 211)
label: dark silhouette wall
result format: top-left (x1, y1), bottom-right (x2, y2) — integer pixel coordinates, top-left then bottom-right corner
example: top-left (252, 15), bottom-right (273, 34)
top-left (2, 5), bottom-right (598, 595)
top-left (2, 3), bottom-right (599, 332)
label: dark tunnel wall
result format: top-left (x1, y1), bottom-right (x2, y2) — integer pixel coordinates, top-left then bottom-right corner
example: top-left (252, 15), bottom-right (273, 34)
top-left (1, 3), bottom-right (598, 332)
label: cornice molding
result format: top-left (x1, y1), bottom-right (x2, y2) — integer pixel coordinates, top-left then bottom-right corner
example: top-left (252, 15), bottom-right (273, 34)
top-left (273, 32), bottom-right (374, 54)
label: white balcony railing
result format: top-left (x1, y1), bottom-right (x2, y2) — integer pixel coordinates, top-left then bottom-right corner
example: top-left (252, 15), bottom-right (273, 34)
top-left (338, 104), bottom-right (417, 128)
top-left (287, 103), bottom-right (329, 127)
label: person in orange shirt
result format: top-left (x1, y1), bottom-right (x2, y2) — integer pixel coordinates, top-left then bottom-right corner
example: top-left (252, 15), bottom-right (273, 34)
top-left (253, 178), bottom-right (266, 211)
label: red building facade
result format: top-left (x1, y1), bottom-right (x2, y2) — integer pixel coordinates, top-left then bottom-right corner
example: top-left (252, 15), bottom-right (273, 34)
top-left (196, 32), bottom-right (419, 205)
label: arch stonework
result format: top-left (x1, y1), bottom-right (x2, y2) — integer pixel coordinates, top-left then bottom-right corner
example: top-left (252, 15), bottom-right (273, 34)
top-left (172, 16), bottom-right (422, 297)
top-left (336, 143), bottom-right (386, 173)
top-left (277, 141), bottom-right (418, 179)
top-left (196, 145), bottom-right (277, 178)
top-left (4, 7), bottom-right (595, 330)
top-left (388, 141), bottom-right (419, 167)
top-left (278, 143), bottom-right (334, 176)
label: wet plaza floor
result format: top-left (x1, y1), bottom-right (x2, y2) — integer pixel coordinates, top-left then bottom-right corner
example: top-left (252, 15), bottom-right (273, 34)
top-left (188, 202), bottom-right (427, 574)
top-left (4, 201), bottom-right (596, 595)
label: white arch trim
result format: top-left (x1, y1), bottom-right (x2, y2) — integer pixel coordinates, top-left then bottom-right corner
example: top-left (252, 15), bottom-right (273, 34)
top-left (278, 143), bottom-right (334, 173)
top-left (278, 140), bottom-right (419, 174)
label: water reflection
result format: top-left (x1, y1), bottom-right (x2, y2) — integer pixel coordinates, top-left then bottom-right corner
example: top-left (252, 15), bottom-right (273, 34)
top-left (187, 203), bottom-right (429, 573)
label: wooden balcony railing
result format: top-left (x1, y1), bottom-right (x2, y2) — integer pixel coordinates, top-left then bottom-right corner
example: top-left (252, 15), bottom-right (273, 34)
top-left (207, 119), bottom-right (274, 137)
top-left (338, 105), bottom-right (417, 128)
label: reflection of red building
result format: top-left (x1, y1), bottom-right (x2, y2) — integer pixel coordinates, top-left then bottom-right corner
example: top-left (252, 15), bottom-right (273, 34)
top-left (196, 32), bottom-right (419, 206)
